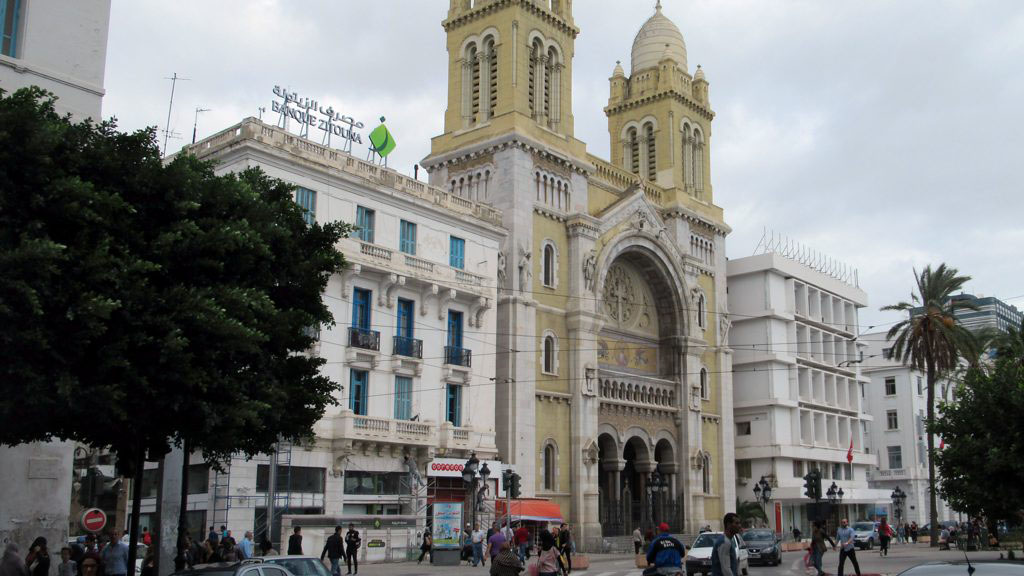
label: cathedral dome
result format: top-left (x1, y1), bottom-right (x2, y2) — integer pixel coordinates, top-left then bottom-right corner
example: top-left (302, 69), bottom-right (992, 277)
top-left (630, 1), bottom-right (687, 74)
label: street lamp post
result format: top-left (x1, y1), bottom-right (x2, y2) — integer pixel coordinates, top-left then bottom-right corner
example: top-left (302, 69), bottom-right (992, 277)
top-left (753, 476), bottom-right (773, 527)
top-left (891, 486), bottom-right (906, 526)
top-left (461, 453), bottom-right (482, 529)
top-left (826, 482), bottom-right (843, 529)
top-left (648, 467), bottom-right (664, 526)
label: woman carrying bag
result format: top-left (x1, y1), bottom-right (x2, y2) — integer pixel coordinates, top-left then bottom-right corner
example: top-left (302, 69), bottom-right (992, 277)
top-left (418, 531), bottom-right (433, 564)
top-left (534, 530), bottom-right (564, 576)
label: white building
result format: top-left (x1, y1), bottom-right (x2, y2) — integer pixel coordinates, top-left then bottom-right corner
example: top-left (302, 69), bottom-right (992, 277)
top-left (727, 251), bottom-right (891, 533)
top-left (0, 0), bottom-right (111, 553)
top-left (860, 332), bottom-right (958, 527)
top-left (140, 117), bottom-right (506, 550)
top-left (0, 0), bottom-right (110, 119)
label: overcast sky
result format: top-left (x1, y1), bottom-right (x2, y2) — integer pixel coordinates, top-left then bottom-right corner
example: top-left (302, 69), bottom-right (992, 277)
top-left (103, 0), bottom-right (1024, 332)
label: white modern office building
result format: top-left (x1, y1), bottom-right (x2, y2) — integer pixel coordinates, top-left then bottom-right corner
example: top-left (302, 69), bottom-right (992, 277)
top-left (0, 0), bottom-right (111, 552)
top-left (860, 332), bottom-right (958, 526)
top-left (138, 117), bottom-right (506, 550)
top-left (727, 251), bottom-right (891, 533)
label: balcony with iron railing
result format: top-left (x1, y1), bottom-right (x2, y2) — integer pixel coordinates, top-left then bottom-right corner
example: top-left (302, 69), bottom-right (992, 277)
top-left (393, 336), bottom-right (423, 359)
top-left (348, 327), bottom-right (381, 351)
top-left (444, 346), bottom-right (472, 368)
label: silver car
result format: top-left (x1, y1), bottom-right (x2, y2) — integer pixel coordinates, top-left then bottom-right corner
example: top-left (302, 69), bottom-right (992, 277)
top-left (852, 521), bottom-right (877, 550)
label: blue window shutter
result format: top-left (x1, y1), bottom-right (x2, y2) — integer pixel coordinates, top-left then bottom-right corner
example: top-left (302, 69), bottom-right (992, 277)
top-left (400, 220), bottom-right (416, 255)
top-left (1, 0), bottom-right (20, 58)
top-left (447, 311), bottom-right (463, 348)
top-left (356, 206), bottom-right (375, 243)
top-left (397, 299), bottom-right (413, 338)
top-left (450, 237), bottom-right (465, 269)
top-left (350, 370), bottom-right (368, 415)
top-left (353, 288), bottom-right (371, 330)
top-left (394, 376), bottom-right (412, 420)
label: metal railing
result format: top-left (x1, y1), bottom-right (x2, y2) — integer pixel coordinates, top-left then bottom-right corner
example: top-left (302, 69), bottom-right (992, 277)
top-left (393, 336), bottom-right (423, 359)
top-left (444, 345), bottom-right (472, 367)
top-left (348, 327), bottom-right (381, 351)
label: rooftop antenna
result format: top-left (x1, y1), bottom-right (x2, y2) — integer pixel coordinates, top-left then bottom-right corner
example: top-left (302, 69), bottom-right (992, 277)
top-left (258, 106), bottom-right (266, 121)
top-left (162, 72), bottom-right (190, 156)
top-left (192, 107), bottom-right (211, 144)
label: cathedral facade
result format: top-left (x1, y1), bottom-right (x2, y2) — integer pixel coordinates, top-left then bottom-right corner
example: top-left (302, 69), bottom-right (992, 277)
top-left (422, 0), bottom-right (735, 550)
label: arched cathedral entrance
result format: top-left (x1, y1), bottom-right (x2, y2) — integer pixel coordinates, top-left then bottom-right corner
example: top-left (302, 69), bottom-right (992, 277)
top-left (595, 247), bottom-right (686, 536)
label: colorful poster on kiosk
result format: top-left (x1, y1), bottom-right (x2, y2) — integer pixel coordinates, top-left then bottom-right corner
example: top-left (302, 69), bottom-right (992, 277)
top-left (432, 501), bottom-right (463, 549)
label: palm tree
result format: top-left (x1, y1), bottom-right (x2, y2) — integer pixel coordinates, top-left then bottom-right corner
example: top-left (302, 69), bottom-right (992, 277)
top-left (881, 264), bottom-right (976, 546)
top-left (736, 498), bottom-right (768, 528)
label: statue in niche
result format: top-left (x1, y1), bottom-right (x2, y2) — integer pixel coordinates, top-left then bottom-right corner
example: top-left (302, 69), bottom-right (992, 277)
top-left (583, 250), bottom-right (597, 291)
top-left (518, 245), bottom-right (532, 293)
top-left (497, 251), bottom-right (507, 286)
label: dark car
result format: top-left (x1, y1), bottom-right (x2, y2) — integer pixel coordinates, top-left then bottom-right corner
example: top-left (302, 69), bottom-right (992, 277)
top-left (740, 529), bottom-right (781, 566)
top-left (895, 561), bottom-right (1024, 575)
top-left (172, 561), bottom-right (296, 576)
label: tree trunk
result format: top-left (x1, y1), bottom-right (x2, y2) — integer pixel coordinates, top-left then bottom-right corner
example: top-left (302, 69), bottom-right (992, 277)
top-left (127, 442), bottom-right (144, 576)
top-left (926, 359), bottom-right (939, 547)
top-left (176, 439), bottom-right (191, 571)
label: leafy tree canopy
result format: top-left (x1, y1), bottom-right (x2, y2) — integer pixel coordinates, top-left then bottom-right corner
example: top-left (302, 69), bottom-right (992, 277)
top-left (0, 87), bottom-right (350, 469)
top-left (933, 360), bottom-right (1024, 525)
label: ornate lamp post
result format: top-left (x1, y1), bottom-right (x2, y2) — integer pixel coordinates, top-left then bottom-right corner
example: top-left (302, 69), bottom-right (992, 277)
top-left (648, 466), bottom-right (664, 526)
top-left (826, 482), bottom-right (844, 528)
top-left (753, 475), bottom-right (773, 526)
top-left (462, 453), bottom-right (481, 529)
top-left (891, 486), bottom-right (906, 525)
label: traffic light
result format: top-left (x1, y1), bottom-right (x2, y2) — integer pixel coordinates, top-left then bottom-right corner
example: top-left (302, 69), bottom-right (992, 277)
top-left (502, 469), bottom-right (512, 493)
top-left (802, 470), bottom-right (822, 501)
top-left (509, 473), bottom-right (522, 499)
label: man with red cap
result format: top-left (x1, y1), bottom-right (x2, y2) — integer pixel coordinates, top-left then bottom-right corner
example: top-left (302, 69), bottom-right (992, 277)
top-left (644, 523), bottom-right (686, 575)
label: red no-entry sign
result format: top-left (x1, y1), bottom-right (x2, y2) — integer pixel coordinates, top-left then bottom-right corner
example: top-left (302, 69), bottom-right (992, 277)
top-left (81, 508), bottom-right (107, 533)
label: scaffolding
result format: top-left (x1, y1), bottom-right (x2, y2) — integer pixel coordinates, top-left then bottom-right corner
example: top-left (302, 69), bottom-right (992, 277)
top-left (208, 440), bottom-right (296, 544)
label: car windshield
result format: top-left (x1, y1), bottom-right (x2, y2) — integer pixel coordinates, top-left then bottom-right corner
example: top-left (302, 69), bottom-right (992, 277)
top-left (265, 559), bottom-right (331, 576)
top-left (691, 534), bottom-right (722, 548)
top-left (854, 523), bottom-right (875, 531)
top-left (743, 530), bottom-right (773, 541)
top-left (897, 563), bottom-right (1024, 575)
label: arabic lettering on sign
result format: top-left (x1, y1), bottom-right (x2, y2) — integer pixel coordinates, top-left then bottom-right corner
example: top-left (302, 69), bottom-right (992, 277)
top-left (271, 85), bottom-right (364, 145)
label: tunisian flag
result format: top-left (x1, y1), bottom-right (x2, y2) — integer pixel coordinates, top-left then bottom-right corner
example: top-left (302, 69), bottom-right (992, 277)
top-left (847, 439), bottom-right (854, 464)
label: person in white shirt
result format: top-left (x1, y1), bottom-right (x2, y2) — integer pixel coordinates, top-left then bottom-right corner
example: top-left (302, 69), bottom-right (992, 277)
top-left (471, 525), bottom-right (486, 567)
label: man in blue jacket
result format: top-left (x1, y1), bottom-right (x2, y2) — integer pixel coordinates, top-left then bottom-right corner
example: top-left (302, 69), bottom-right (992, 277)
top-left (645, 523), bottom-right (686, 575)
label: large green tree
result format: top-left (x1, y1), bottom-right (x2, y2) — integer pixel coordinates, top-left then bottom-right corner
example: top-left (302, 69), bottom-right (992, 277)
top-left (932, 361), bottom-right (1024, 529)
top-left (881, 264), bottom-right (977, 545)
top-left (0, 88), bottom-right (349, 572)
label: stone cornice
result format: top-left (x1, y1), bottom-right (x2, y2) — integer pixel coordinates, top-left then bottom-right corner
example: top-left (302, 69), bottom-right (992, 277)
top-left (663, 204), bottom-right (731, 236)
top-left (605, 89), bottom-right (715, 122)
top-left (444, 0), bottom-right (579, 38)
top-left (423, 132), bottom-right (594, 176)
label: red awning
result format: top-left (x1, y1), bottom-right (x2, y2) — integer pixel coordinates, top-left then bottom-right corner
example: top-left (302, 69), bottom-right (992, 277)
top-left (495, 499), bottom-right (564, 523)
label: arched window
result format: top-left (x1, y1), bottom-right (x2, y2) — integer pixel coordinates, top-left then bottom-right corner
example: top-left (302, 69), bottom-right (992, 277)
top-left (484, 36), bottom-right (497, 120)
top-left (543, 334), bottom-right (556, 374)
top-left (693, 129), bottom-right (704, 192)
top-left (700, 368), bottom-right (709, 400)
top-left (543, 442), bottom-right (557, 491)
top-left (546, 46), bottom-right (561, 130)
top-left (645, 122), bottom-right (656, 180)
top-left (542, 242), bottom-right (555, 287)
top-left (628, 127), bottom-right (640, 174)
top-left (697, 293), bottom-right (706, 329)
top-left (682, 123), bottom-right (693, 188)
top-left (529, 39), bottom-right (543, 119)
top-left (701, 452), bottom-right (712, 493)
top-left (462, 42), bottom-right (480, 126)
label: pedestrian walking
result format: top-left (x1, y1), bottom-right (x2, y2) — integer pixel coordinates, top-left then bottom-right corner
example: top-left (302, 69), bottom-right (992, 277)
top-left (535, 531), bottom-right (563, 576)
top-left (810, 520), bottom-right (835, 576)
top-left (344, 523), bottom-right (361, 575)
top-left (417, 530), bottom-right (433, 564)
top-left (240, 531), bottom-right (255, 559)
top-left (259, 538), bottom-right (278, 557)
top-left (792, 525), bottom-right (802, 543)
top-left (910, 522), bottom-right (918, 544)
top-left (207, 526), bottom-right (220, 548)
top-left (515, 524), bottom-right (530, 563)
top-left (878, 518), bottom-right (893, 556)
top-left (321, 526), bottom-right (345, 576)
top-left (139, 548), bottom-right (156, 576)
top-left (487, 526), bottom-right (508, 565)
top-left (2, 543), bottom-right (28, 576)
top-left (710, 513), bottom-right (740, 576)
top-left (25, 538), bottom-right (50, 576)
top-left (141, 527), bottom-right (152, 548)
top-left (57, 547), bottom-right (77, 576)
top-left (632, 527), bottom-right (643, 555)
top-left (490, 541), bottom-right (523, 576)
top-left (834, 519), bottom-right (861, 576)
top-left (287, 526), bottom-right (304, 555)
top-left (556, 523), bottom-right (572, 574)
top-left (100, 532), bottom-right (128, 576)
top-left (471, 524), bottom-right (486, 567)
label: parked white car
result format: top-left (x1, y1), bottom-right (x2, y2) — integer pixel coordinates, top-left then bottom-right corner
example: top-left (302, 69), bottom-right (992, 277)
top-left (685, 532), bottom-right (748, 576)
